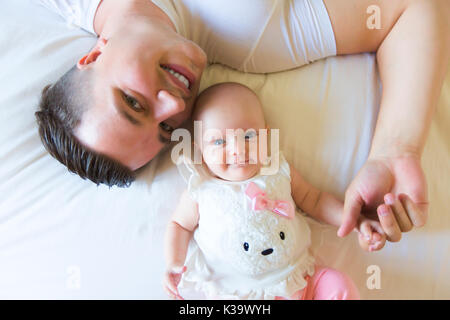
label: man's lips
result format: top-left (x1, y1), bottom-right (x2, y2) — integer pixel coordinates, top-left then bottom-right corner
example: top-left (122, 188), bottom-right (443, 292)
top-left (164, 64), bottom-right (196, 87)
top-left (164, 70), bottom-right (190, 96)
top-left (161, 64), bottom-right (196, 94)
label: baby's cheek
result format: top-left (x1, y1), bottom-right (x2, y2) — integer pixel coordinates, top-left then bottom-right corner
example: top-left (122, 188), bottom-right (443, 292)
top-left (201, 152), bottom-right (221, 174)
top-left (255, 136), bottom-right (269, 164)
top-left (204, 146), bottom-right (227, 166)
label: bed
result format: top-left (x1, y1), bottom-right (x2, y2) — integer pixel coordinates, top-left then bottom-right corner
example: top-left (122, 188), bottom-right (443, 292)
top-left (1, 0), bottom-right (449, 299)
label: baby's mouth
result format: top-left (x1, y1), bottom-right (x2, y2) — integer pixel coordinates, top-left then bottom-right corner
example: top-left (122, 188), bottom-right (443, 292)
top-left (228, 159), bottom-right (251, 167)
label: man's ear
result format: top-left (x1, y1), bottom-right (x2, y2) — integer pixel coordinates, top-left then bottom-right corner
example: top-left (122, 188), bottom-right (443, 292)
top-left (77, 38), bottom-right (108, 70)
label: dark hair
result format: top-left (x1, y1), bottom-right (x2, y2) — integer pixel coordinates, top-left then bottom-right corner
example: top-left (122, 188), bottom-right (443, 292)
top-left (35, 66), bottom-right (135, 187)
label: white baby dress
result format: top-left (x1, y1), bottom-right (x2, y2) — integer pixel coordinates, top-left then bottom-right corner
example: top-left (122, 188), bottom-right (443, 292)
top-left (177, 152), bottom-right (316, 299)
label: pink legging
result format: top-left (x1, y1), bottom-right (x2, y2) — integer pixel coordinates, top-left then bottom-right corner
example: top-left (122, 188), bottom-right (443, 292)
top-left (277, 266), bottom-right (360, 300)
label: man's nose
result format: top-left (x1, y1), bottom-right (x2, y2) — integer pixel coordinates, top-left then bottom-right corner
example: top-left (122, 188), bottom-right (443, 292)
top-left (153, 90), bottom-right (186, 122)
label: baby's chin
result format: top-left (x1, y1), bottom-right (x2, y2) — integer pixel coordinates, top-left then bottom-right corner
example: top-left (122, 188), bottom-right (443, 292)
top-left (212, 163), bottom-right (261, 182)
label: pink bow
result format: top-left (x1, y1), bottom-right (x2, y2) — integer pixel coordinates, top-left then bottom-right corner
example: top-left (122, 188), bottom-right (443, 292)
top-left (244, 182), bottom-right (295, 219)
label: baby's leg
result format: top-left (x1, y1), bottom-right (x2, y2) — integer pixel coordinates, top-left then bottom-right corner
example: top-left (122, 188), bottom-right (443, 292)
top-left (302, 267), bottom-right (360, 300)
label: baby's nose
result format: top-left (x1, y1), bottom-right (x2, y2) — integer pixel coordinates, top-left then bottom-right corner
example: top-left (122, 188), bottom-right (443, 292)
top-left (225, 133), bottom-right (241, 147)
top-left (228, 141), bottom-right (245, 156)
top-left (261, 248), bottom-right (273, 256)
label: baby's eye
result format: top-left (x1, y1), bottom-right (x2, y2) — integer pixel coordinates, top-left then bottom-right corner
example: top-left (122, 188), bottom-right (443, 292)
top-left (214, 138), bottom-right (225, 146)
top-left (245, 131), bottom-right (257, 140)
top-left (243, 242), bottom-right (249, 251)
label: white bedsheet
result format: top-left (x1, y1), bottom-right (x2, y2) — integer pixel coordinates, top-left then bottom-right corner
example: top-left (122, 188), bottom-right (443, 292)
top-left (0, 0), bottom-right (449, 299)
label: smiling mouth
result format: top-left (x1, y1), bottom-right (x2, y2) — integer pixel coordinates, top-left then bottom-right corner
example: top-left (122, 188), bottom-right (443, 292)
top-left (161, 64), bottom-right (195, 92)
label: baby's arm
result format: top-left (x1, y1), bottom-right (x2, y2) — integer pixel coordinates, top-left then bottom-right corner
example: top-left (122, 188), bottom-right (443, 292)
top-left (289, 163), bottom-right (386, 251)
top-left (290, 163), bottom-right (341, 227)
top-left (163, 189), bottom-right (199, 299)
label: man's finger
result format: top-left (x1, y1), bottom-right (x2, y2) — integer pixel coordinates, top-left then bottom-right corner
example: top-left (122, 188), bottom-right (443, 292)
top-left (369, 221), bottom-right (385, 236)
top-left (384, 193), bottom-right (413, 232)
top-left (399, 194), bottom-right (428, 227)
top-left (338, 191), bottom-right (364, 237)
top-left (377, 204), bottom-right (402, 242)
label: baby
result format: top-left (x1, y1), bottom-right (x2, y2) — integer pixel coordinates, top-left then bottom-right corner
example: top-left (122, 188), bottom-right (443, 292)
top-left (164, 82), bottom-right (385, 300)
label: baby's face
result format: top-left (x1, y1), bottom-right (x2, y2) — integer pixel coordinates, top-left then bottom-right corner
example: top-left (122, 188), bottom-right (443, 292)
top-left (201, 125), bottom-right (262, 181)
top-left (194, 84), bottom-right (267, 181)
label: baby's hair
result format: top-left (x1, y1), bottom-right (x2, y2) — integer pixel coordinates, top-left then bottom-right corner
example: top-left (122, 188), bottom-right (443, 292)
top-left (193, 82), bottom-right (264, 122)
top-left (191, 82), bottom-right (267, 153)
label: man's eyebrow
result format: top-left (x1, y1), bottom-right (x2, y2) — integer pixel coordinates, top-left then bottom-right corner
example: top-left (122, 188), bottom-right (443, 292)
top-left (113, 91), bottom-right (143, 126)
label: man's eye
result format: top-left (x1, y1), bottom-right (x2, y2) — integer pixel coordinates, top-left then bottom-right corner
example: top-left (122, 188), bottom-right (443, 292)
top-left (214, 139), bottom-right (225, 146)
top-left (159, 122), bottom-right (174, 133)
top-left (123, 93), bottom-right (144, 112)
top-left (245, 131), bottom-right (257, 140)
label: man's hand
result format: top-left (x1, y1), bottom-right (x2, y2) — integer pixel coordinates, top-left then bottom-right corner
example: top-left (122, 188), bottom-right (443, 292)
top-left (338, 155), bottom-right (429, 242)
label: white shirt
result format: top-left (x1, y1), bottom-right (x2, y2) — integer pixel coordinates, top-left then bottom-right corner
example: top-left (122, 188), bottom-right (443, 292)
top-left (33, 0), bottom-right (100, 34)
top-left (34, 0), bottom-right (336, 73)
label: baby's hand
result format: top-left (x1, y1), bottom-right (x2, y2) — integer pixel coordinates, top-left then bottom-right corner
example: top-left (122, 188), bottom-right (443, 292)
top-left (163, 265), bottom-right (187, 300)
top-left (354, 217), bottom-right (387, 252)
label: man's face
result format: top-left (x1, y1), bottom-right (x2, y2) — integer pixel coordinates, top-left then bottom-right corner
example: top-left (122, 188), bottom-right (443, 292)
top-left (75, 17), bottom-right (207, 170)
